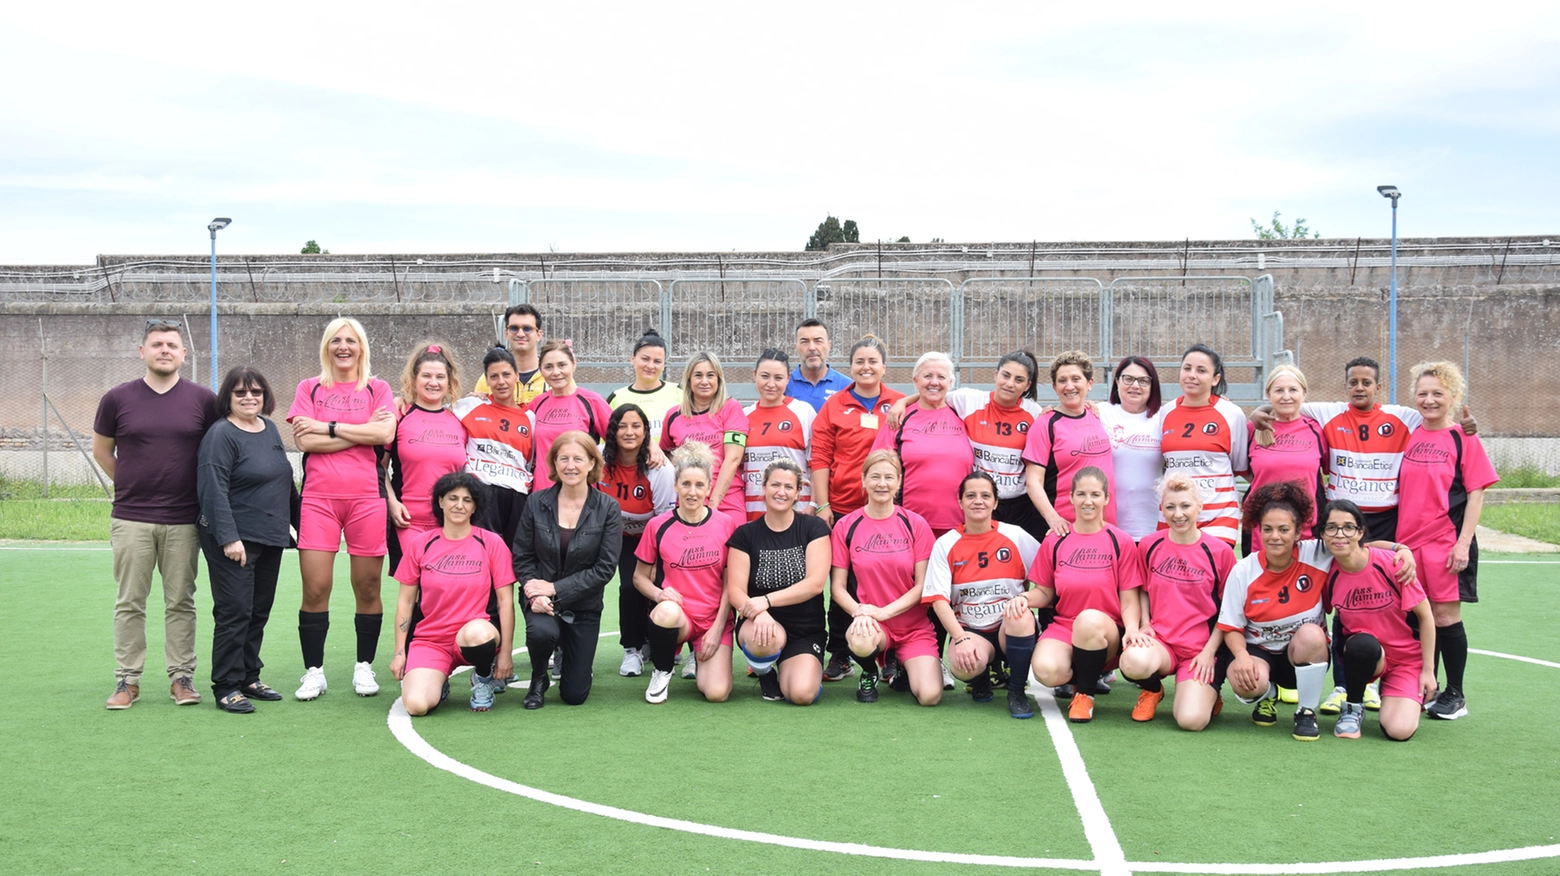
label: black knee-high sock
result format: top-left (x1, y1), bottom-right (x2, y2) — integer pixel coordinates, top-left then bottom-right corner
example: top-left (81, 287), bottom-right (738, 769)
top-left (354, 613), bottom-right (382, 664)
top-left (1071, 647), bottom-right (1108, 696)
top-left (1004, 632), bottom-right (1037, 692)
top-left (853, 651), bottom-right (878, 678)
top-left (1330, 614), bottom-right (1348, 689)
top-left (1438, 621), bottom-right (1468, 693)
top-left (646, 622), bottom-right (680, 673)
top-left (460, 640), bottom-right (498, 677)
top-left (1342, 633), bottom-right (1382, 703)
top-left (1135, 674), bottom-right (1163, 694)
top-left (299, 610), bottom-right (329, 668)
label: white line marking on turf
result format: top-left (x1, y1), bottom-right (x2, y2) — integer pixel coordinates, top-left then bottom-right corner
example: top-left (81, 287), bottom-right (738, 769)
top-left (1034, 687), bottom-right (1131, 876)
top-left (1470, 648), bottom-right (1560, 669)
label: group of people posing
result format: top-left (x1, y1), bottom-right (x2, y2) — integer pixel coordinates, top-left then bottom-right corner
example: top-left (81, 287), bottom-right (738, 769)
top-left (96, 307), bottom-right (1496, 742)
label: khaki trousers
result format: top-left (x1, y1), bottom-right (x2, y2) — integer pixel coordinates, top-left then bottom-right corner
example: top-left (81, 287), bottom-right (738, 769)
top-left (110, 519), bottom-right (199, 684)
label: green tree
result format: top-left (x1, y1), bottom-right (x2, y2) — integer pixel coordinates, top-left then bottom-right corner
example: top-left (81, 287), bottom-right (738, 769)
top-left (842, 220), bottom-right (859, 244)
top-left (895, 236), bottom-right (910, 243)
top-left (301, 239), bottom-right (330, 254)
top-left (1250, 212), bottom-right (1319, 240)
top-left (805, 215), bottom-right (860, 251)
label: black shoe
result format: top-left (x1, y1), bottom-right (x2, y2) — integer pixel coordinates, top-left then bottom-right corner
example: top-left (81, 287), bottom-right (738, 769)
top-left (1096, 671), bottom-right (1114, 694)
top-left (856, 671), bottom-right (879, 703)
top-left (1293, 707), bottom-right (1320, 741)
top-left (969, 671), bottom-right (994, 703)
top-left (1053, 683), bottom-right (1075, 700)
top-left (758, 669), bottom-right (784, 702)
top-left (888, 665), bottom-right (911, 693)
top-left (823, 653), bottom-right (853, 682)
top-left (242, 681), bottom-right (284, 701)
top-left (1008, 687), bottom-right (1034, 719)
top-left (523, 675), bottom-right (550, 710)
top-left (216, 691), bottom-right (255, 714)
top-left (991, 661), bottom-right (1010, 689)
top-left (879, 650), bottom-right (900, 684)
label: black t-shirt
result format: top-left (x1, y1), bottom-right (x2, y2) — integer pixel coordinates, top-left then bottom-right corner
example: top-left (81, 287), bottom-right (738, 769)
top-left (727, 513), bottom-right (830, 634)
top-left (94, 377), bottom-right (219, 524)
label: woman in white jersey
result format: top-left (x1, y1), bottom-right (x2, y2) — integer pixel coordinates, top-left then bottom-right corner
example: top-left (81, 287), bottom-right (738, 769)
top-left (1096, 355), bottom-right (1165, 540)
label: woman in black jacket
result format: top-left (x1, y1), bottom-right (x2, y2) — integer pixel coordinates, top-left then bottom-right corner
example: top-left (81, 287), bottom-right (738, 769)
top-left (512, 430), bottom-right (623, 708)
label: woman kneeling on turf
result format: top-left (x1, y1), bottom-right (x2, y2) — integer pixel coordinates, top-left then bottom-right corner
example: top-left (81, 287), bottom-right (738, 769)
top-left (1117, 473), bottom-right (1236, 730)
top-left (390, 472), bottom-right (516, 715)
top-left (1021, 467), bottom-right (1144, 723)
top-left (633, 442), bottom-right (737, 704)
top-left (1321, 499), bottom-right (1436, 740)
top-left (726, 459), bottom-right (832, 705)
top-left (829, 450), bottom-right (940, 706)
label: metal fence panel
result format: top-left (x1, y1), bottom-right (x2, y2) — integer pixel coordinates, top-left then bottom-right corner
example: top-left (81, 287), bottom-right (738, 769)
top-left (957, 278), bottom-right (1106, 367)
top-left (521, 279), bottom-right (665, 381)
top-left (667, 279), bottom-right (808, 370)
top-left (1106, 276), bottom-right (1255, 364)
top-left (814, 278), bottom-right (957, 369)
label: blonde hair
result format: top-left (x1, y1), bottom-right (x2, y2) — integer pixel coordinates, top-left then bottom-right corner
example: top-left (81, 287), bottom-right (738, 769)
top-left (318, 317), bottom-right (372, 390)
top-left (671, 440), bottom-right (715, 481)
top-left (1409, 360), bottom-right (1466, 405)
top-left (1155, 472), bottom-right (1208, 505)
top-left (860, 449), bottom-right (903, 480)
top-left (679, 352), bottom-right (727, 417)
top-left (545, 430), bottom-right (604, 485)
top-left (398, 342), bottom-right (460, 406)
top-left (1050, 350), bottom-right (1094, 384)
top-left (1263, 363), bottom-right (1308, 395)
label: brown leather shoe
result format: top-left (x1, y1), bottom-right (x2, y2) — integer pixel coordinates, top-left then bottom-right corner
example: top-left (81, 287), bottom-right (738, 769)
top-left (106, 680), bottom-right (140, 710)
top-left (170, 676), bottom-right (202, 705)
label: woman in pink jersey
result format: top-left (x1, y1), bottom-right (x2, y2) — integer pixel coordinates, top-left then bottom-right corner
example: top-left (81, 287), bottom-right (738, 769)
top-left (829, 450), bottom-right (939, 706)
top-left (744, 349), bottom-right (815, 520)
top-left (869, 351), bottom-right (972, 536)
top-left (452, 346), bottom-right (536, 549)
top-left (1098, 356), bottom-right (1166, 540)
top-left (1159, 344), bottom-right (1248, 546)
top-left (386, 343), bottom-right (469, 574)
top-left (1321, 499), bottom-right (1436, 740)
top-left (1244, 364), bottom-right (1325, 555)
top-left (287, 317), bottom-right (397, 701)
top-left (1021, 467), bottom-right (1144, 724)
top-left (527, 340), bottom-right (613, 492)
top-left (1117, 473), bottom-right (1236, 730)
top-left (633, 441), bottom-right (737, 704)
top-left (390, 472), bottom-right (516, 715)
top-left (601, 404), bottom-right (675, 679)
top-left (1024, 350), bottom-right (1116, 537)
top-left (1398, 361), bottom-right (1498, 721)
top-left (660, 351), bottom-right (750, 528)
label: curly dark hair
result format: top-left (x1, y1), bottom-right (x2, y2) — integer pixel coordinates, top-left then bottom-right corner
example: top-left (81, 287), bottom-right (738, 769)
top-left (602, 404), bottom-right (651, 479)
top-left (1241, 480), bottom-right (1314, 533)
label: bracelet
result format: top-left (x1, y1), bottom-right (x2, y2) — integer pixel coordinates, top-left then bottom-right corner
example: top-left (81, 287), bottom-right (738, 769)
top-left (328, 421), bottom-right (337, 438)
top-left (814, 503), bottom-right (830, 513)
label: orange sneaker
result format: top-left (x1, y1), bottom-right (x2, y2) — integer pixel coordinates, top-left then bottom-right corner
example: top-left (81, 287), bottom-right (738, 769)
top-left (1068, 692), bottom-right (1095, 723)
top-left (1131, 687), bottom-right (1164, 722)
top-left (1211, 696), bottom-right (1224, 718)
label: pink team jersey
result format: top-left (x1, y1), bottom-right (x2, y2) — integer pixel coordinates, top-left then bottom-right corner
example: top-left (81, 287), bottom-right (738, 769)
top-left (390, 406), bottom-right (469, 529)
top-left (527, 389), bottom-right (613, 491)
top-left (636, 508), bottom-right (739, 631)
top-left (1022, 409), bottom-right (1117, 524)
top-left (393, 527), bottom-right (516, 646)
top-left (945, 388), bottom-right (1043, 501)
top-left (831, 507), bottom-right (936, 636)
top-left (1326, 548), bottom-right (1427, 666)
top-left (287, 376), bottom-right (396, 499)
top-left (661, 400), bottom-right (751, 519)
top-left (1138, 531), bottom-right (1237, 657)
top-left (1217, 540), bottom-right (1332, 652)
top-left (924, 522), bottom-right (1042, 632)
top-left (743, 398), bottom-right (814, 519)
top-left (1396, 428), bottom-right (1499, 550)
top-left (1160, 396), bottom-right (1249, 545)
top-left (870, 403), bottom-right (972, 532)
top-left (1245, 416), bottom-right (1326, 529)
top-left (1027, 524), bottom-right (1143, 629)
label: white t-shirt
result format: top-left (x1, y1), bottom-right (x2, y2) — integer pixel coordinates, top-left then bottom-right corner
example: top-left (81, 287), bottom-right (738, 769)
top-left (1097, 402), bottom-right (1164, 539)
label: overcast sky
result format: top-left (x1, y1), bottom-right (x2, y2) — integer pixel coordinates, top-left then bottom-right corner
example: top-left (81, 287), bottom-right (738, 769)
top-left (4, 4), bottom-right (1557, 263)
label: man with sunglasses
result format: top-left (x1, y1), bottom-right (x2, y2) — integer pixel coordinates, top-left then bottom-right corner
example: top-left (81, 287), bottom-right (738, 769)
top-left (94, 319), bottom-right (219, 710)
top-left (474, 304), bottom-right (547, 405)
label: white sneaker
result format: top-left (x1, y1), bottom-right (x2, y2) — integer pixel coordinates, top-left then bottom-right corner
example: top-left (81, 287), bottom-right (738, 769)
top-left (681, 656), bottom-right (697, 680)
top-left (941, 662), bottom-right (956, 691)
top-left (619, 647), bottom-right (645, 677)
top-left (352, 661), bottom-right (379, 696)
top-left (645, 669), bottom-right (673, 704)
top-left (295, 666), bottom-right (327, 701)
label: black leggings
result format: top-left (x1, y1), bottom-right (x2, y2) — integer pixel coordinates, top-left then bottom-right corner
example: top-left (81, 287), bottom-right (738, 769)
top-left (199, 530), bottom-right (283, 698)
top-left (618, 533), bottom-right (652, 650)
top-left (522, 607), bottom-right (601, 705)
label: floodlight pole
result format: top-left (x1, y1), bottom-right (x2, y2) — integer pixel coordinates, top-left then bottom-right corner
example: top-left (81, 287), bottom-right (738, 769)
top-left (1376, 187), bottom-right (1401, 404)
top-left (207, 218), bottom-right (231, 387)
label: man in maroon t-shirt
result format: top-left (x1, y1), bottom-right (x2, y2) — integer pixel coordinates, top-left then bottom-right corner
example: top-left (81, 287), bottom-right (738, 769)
top-left (93, 319), bottom-right (218, 710)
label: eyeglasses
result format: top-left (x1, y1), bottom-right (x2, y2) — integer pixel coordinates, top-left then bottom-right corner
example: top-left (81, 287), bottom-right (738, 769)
top-left (1323, 524), bottom-right (1362, 537)
top-left (1117, 374), bottom-right (1153, 387)
top-left (232, 388), bottom-right (265, 398)
top-left (505, 324), bottom-right (538, 335)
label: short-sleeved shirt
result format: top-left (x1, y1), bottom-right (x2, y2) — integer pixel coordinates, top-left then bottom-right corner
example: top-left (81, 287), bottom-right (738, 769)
top-left (1160, 396), bottom-right (1249, 545)
top-left (1097, 402), bottom-right (1164, 539)
top-left (527, 388), bottom-right (613, 491)
top-left (606, 382), bottom-right (684, 440)
top-left (636, 508), bottom-right (738, 630)
top-left (1245, 416), bottom-right (1326, 529)
top-left (388, 406), bottom-right (469, 529)
top-left (1022, 408), bottom-right (1117, 524)
top-left (660, 399), bottom-right (750, 518)
top-left (287, 376), bottom-right (396, 500)
top-left (1138, 531), bottom-right (1237, 656)
top-left (1396, 428), bottom-right (1499, 548)
top-left (870, 404), bottom-right (972, 532)
top-left (1028, 525), bottom-right (1143, 627)
top-left (743, 398), bottom-right (815, 518)
top-left (1217, 540), bottom-right (1332, 653)
top-left (452, 397), bottom-right (534, 494)
top-left (944, 388), bottom-right (1042, 501)
top-left (473, 368), bottom-right (546, 406)
top-left (94, 377), bottom-right (219, 524)
top-left (786, 366), bottom-right (852, 413)
top-left (598, 462), bottom-right (675, 537)
top-left (923, 522), bottom-right (1042, 632)
top-left (831, 507), bottom-right (936, 636)
top-left (727, 513), bottom-right (831, 634)
top-left (394, 527), bottom-right (516, 646)
top-left (1303, 402), bottom-right (1423, 514)
top-left (1325, 547), bottom-right (1426, 663)
top-left (809, 386), bottom-right (905, 517)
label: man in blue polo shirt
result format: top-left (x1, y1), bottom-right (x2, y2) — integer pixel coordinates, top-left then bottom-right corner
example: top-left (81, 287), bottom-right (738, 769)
top-left (785, 318), bottom-right (852, 413)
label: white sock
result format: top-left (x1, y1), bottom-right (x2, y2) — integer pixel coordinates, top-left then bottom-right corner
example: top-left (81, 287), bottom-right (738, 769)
top-left (1294, 662), bottom-right (1328, 712)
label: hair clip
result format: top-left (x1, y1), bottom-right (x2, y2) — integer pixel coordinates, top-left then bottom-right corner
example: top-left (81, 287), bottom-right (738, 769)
top-left (427, 344), bottom-right (442, 354)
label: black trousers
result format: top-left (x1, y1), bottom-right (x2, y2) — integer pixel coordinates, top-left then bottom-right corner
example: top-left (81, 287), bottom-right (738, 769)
top-left (618, 533), bottom-right (652, 651)
top-left (522, 606), bottom-right (601, 705)
top-left (199, 530), bottom-right (283, 698)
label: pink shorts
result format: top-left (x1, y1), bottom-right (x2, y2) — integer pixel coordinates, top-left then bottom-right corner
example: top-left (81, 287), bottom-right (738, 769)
top-left (1373, 647), bottom-right (1425, 701)
top-left (687, 618), bottom-right (735, 649)
top-left (881, 620), bottom-right (939, 662)
top-left (1167, 643), bottom-right (1206, 684)
top-left (299, 494), bottom-right (388, 556)
top-left (394, 524), bottom-right (438, 561)
top-left (1040, 619), bottom-right (1123, 671)
top-left (406, 639), bottom-right (467, 676)
top-left (1411, 544), bottom-right (1460, 604)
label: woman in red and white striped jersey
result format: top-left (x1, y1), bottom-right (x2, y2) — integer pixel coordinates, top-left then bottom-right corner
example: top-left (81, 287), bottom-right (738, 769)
top-left (1159, 344), bottom-right (1248, 546)
top-left (743, 349), bottom-right (816, 520)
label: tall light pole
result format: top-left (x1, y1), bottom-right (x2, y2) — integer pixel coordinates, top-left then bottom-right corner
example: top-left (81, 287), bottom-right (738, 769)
top-left (1376, 187), bottom-right (1400, 403)
top-left (207, 217), bottom-right (231, 388)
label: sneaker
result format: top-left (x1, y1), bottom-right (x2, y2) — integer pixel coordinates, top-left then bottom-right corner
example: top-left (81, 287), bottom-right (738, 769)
top-left (1293, 707), bottom-right (1320, 741)
top-left (470, 674), bottom-right (495, 712)
top-left (1008, 687), bottom-right (1034, 719)
top-left (1427, 688), bottom-right (1468, 720)
top-left (1131, 688), bottom-right (1164, 723)
top-left (889, 665), bottom-right (911, 693)
top-left (681, 656), bottom-right (697, 680)
top-left (941, 662), bottom-right (957, 691)
top-left (619, 647), bottom-right (645, 678)
top-left (440, 680), bottom-right (450, 704)
top-left (758, 669), bottom-right (784, 702)
top-left (1053, 683), bottom-right (1075, 699)
top-left (991, 661), bottom-right (1010, 689)
top-left (105, 680), bottom-right (140, 710)
top-left (1320, 687), bottom-right (1347, 715)
top-left (494, 670), bottom-right (520, 694)
top-left (969, 671), bottom-right (994, 703)
top-left (295, 666), bottom-right (327, 701)
top-left (1364, 681), bottom-right (1383, 712)
top-left (823, 653), bottom-right (853, 682)
top-left (856, 670), bottom-right (879, 703)
top-left (1097, 671), bottom-right (1114, 695)
top-left (1334, 702), bottom-right (1364, 738)
top-left (1252, 696), bottom-right (1278, 726)
top-left (1211, 695), bottom-right (1224, 718)
top-left (352, 662), bottom-right (379, 696)
top-left (880, 652), bottom-right (899, 684)
top-left (645, 669), bottom-right (673, 704)
top-left (1068, 692), bottom-right (1095, 723)
top-left (551, 654), bottom-right (563, 681)
top-left (170, 676), bottom-right (201, 705)
top-left (1278, 685), bottom-right (1299, 704)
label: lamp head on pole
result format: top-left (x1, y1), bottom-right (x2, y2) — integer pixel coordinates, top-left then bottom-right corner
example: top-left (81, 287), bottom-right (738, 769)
top-left (208, 217), bottom-right (232, 238)
top-left (1376, 185), bottom-right (1400, 206)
